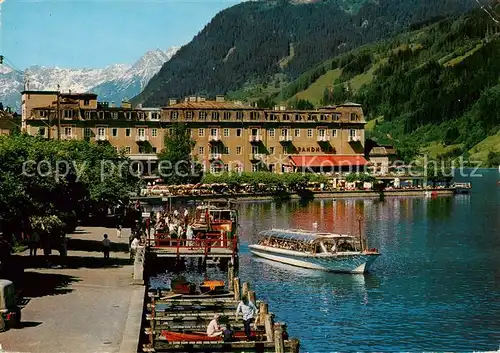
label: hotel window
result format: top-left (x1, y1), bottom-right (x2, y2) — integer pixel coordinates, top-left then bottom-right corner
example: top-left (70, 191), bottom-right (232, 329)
top-left (198, 146), bottom-right (204, 155)
top-left (307, 114), bottom-right (317, 121)
top-left (223, 112), bottom-right (231, 120)
top-left (318, 129), bottom-right (326, 137)
top-left (294, 129), bottom-right (300, 137)
top-left (137, 128), bottom-right (145, 137)
top-left (152, 128), bottom-right (158, 137)
top-left (112, 128), bottom-right (118, 137)
top-left (251, 128), bottom-right (259, 136)
top-left (223, 128), bottom-right (229, 137)
top-left (236, 128), bottom-right (242, 137)
top-left (269, 128), bottom-right (275, 137)
top-left (350, 113), bottom-right (358, 121)
top-left (124, 112), bottom-right (131, 120)
top-left (98, 112), bottom-right (105, 120)
top-left (199, 111), bottom-right (206, 120)
top-left (235, 164), bottom-right (243, 173)
top-left (281, 128), bottom-right (289, 137)
top-left (64, 127), bottom-right (72, 137)
top-left (268, 164), bottom-right (276, 173)
top-left (349, 129), bottom-right (357, 137)
top-left (171, 111), bottom-right (179, 120)
top-left (236, 146), bottom-right (242, 155)
top-left (198, 128), bottom-right (205, 137)
top-left (251, 146), bottom-right (258, 154)
top-left (169, 128), bottom-right (174, 135)
top-left (283, 114), bottom-right (290, 121)
top-left (282, 146), bottom-right (287, 154)
top-left (211, 111), bottom-right (220, 120)
top-left (187, 128), bottom-right (192, 137)
top-left (115, 146), bottom-right (120, 153)
top-left (320, 114), bottom-right (327, 121)
top-left (63, 110), bottom-right (72, 119)
top-left (334, 113), bottom-right (341, 121)
top-left (185, 111), bottom-right (193, 120)
top-left (224, 147), bottom-right (229, 154)
top-left (224, 164), bottom-right (229, 172)
top-left (269, 147), bottom-right (275, 155)
top-left (124, 146), bottom-right (131, 154)
top-left (84, 127), bottom-right (92, 138)
top-left (295, 114), bottom-right (301, 121)
top-left (84, 111), bottom-right (91, 120)
top-left (151, 112), bottom-right (160, 120)
top-left (250, 112), bottom-right (257, 120)
top-left (236, 111), bottom-right (244, 120)
top-left (210, 128), bottom-right (218, 137)
top-left (38, 127), bottom-right (46, 136)
top-left (97, 127), bottom-right (106, 137)
top-left (125, 128), bottom-right (131, 137)
top-left (112, 112), bottom-right (118, 119)
top-left (251, 164), bottom-right (259, 172)
top-left (84, 100), bottom-right (90, 106)
top-left (153, 147), bottom-right (157, 153)
top-left (307, 129), bottom-right (313, 138)
top-left (332, 129), bottom-right (338, 137)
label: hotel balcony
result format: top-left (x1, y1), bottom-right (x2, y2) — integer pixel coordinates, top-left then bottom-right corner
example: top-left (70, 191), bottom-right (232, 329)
top-left (348, 136), bottom-right (361, 143)
top-left (248, 135), bottom-right (262, 143)
top-left (317, 135), bottom-right (330, 143)
top-left (95, 135), bottom-right (108, 141)
top-left (209, 134), bottom-right (221, 143)
top-left (135, 135), bottom-right (149, 142)
top-left (250, 153), bottom-right (265, 161)
top-left (62, 135), bottom-right (78, 140)
top-left (209, 153), bottom-right (222, 160)
top-left (279, 135), bottom-right (293, 143)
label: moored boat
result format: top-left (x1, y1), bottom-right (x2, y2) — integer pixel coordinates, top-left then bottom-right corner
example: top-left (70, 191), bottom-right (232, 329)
top-left (249, 229), bottom-right (380, 274)
top-left (161, 330), bottom-right (264, 342)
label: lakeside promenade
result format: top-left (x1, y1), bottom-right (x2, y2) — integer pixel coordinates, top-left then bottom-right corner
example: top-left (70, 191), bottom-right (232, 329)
top-left (1, 227), bottom-right (144, 353)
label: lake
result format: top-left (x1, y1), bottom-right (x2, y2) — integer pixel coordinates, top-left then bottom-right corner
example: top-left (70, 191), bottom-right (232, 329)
top-left (235, 169), bottom-right (500, 352)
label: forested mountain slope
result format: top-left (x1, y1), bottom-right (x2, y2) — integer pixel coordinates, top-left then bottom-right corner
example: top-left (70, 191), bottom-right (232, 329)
top-left (133, 0), bottom-right (478, 107)
top-left (276, 8), bottom-right (500, 166)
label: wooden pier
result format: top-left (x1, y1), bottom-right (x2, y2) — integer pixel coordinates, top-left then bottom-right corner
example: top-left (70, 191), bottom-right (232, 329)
top-left (142, 274), bottom-right (300, 353)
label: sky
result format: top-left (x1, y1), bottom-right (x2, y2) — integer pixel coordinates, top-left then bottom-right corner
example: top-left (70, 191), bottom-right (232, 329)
top-left (0, 0), bottom-right (240, 70)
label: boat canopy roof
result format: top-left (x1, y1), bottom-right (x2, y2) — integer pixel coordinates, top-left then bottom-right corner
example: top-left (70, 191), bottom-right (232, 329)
top-left (259, 229), bottom-right (356, 244)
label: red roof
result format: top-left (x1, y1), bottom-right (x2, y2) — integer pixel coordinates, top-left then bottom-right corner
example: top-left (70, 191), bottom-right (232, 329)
top-left (289, 155), bottom-right (368, 167)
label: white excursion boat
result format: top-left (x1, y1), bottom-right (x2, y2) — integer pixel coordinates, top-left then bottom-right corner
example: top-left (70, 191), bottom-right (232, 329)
top-left (249, 229), bottom-right (381, 274)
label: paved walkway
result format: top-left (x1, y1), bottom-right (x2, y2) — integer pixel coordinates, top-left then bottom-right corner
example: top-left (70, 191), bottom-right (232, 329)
top-left (0, 227), bottom-right (145, 353)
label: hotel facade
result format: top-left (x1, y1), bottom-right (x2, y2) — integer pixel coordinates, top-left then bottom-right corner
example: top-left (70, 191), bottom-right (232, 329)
top-left (21, 91), bottom-right (369, 174)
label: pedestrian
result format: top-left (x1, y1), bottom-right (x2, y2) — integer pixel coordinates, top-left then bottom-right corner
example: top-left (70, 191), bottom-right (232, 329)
top-left (235, 294), bottom-right (258, 340)
top-left (130, 236), bottom-right (139, 262)
top-left (102, 233), bottom-right (111, 259)
top-left (116, 223), bottom-right (122, 238)
top-left (183, 208), bottom-right (189, 224)
top-left (30, 231), bottom-right (40, 256)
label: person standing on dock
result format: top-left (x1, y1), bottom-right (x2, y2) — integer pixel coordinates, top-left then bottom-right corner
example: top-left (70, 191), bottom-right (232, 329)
top-left (207, 314), bottom-right (223, 337)
top-left (236, 295), bottom-right (258, 340)
top-left (102, 234), bottom-right (111, 259)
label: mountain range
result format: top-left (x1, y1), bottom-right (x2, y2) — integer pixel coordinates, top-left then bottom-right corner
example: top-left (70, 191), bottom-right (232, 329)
top-left (133, 0), bottom-right (482, 107)
top-left (0, 47), bottom-right (179, 112)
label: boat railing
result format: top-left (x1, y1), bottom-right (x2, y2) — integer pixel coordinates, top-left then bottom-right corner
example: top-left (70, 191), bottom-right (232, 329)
top-left (149, 233), bottom-right (238, 255)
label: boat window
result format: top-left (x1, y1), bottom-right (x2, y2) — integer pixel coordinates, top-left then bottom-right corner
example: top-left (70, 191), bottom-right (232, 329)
top-left (337, 239), bottom-right (356, 252)
top-left (314, 244), bottom-right (322, 254)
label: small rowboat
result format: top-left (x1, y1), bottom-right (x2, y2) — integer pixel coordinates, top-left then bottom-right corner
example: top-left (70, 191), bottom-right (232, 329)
top-left (200, 280), bottom-right (225, 294)
top-left (161, 330), bottom-right (263, 342)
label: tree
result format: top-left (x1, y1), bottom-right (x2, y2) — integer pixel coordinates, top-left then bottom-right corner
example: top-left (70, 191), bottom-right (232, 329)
top-left (486, 151), bottom-right (500, 167)
top-left (0, 134), bottom-right (141, 251)
top-left (158, 123), bottom-right (202, 184)
top-left (295, 99), bottom-right (314, 110)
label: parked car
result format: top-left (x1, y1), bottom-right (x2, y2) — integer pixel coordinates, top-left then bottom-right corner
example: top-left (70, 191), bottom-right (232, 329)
top-left (0, 279), bottom-right (21, 332)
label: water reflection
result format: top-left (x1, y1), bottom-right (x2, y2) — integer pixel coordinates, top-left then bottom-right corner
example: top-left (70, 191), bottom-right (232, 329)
top-left (236, 171), bottom-right (500, 351)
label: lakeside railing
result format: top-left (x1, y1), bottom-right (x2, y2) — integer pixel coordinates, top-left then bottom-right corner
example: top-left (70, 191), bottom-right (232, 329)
top-left (148, 234), bottom-right (238, 257)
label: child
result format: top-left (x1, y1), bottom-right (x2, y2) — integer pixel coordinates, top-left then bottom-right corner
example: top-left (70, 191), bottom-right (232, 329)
top-left (222, 323), bottom-right (235, 342)
top-left (103, 233), bottom-right (111, 259)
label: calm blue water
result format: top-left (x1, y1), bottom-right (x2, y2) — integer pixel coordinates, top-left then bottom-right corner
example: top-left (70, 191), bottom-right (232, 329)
top-left (234, 169), bottom-right (500, 352)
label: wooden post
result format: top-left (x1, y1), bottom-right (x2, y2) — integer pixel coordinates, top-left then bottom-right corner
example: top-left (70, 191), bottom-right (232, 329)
top-left (264, 313), bottom-right (274, 342)
top-left (259, 302), bottom-right (268, 324)
top-left (228, 264), bottom-right (234, 291)
top-left (274, 323), bottom-right (284, 353)
top-left (248, 290), bottom-right (256, 305)
top-left (242, 282), bottom-right (249, 299)
top-left (233, 277), bottom-right (241, 301)
top-left (290, 338), bottom-right (300, 353)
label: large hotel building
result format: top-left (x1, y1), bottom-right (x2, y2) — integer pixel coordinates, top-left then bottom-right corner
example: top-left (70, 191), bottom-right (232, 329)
top-left (21, 91), bottom-right (371, 174)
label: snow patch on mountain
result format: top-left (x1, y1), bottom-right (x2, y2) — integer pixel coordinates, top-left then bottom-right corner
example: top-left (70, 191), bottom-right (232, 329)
top-left (0, 46), bottom-right (179, 112)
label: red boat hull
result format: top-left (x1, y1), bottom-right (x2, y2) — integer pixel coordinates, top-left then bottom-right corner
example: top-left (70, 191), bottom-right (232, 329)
top-left (161, 330), bottom-right (262, 342)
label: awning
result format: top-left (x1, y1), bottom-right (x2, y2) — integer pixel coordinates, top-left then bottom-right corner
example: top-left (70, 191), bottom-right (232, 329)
top-left (289, 155), bottom-right (369, 168)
